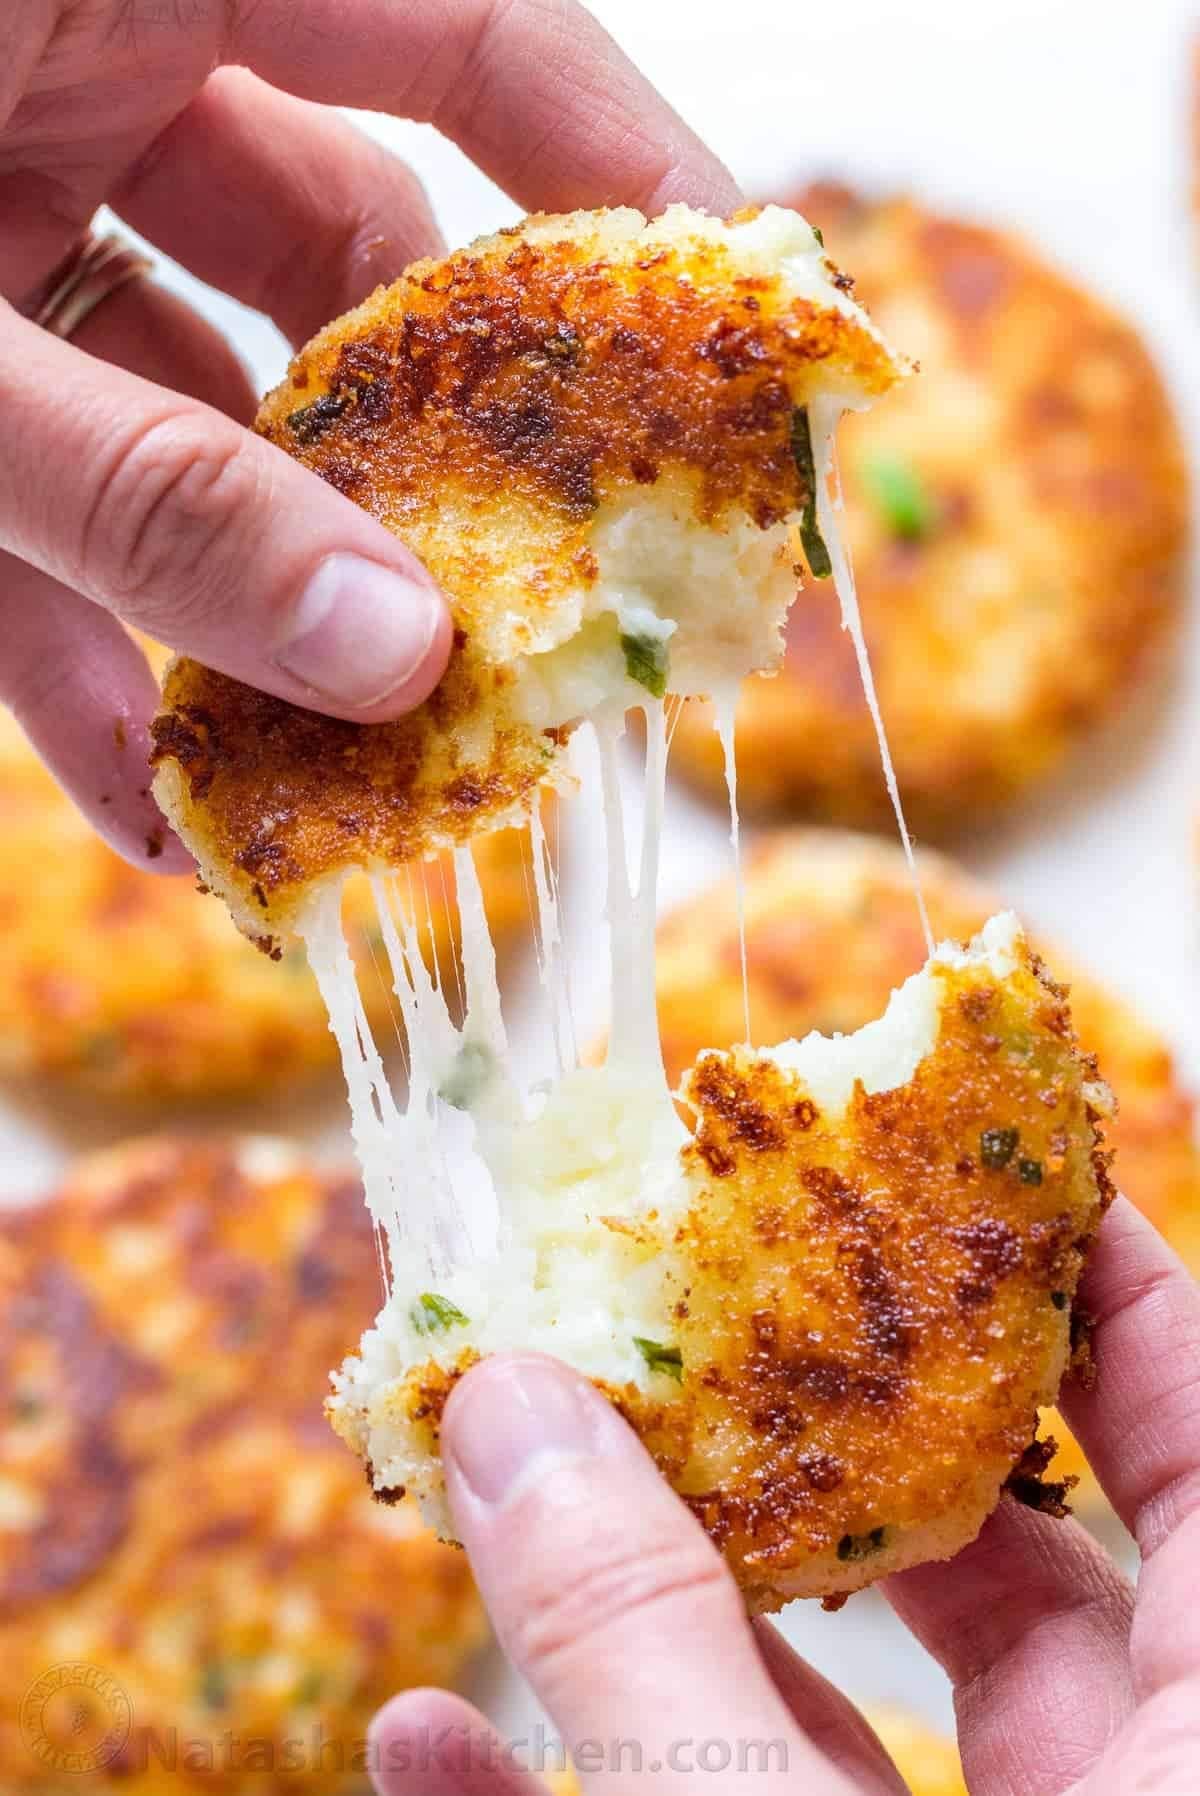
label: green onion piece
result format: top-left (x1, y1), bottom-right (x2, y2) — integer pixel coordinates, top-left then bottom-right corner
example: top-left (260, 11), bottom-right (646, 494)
top-left (790, 408), bottom-right (832, 579)
top-left (1018, 1158), bottom-right (1044, 1186)
top-left (633, 1336), bottom-right (683, 1382)
top-left (438, 1041), bottom-right (493, 1112)
top-left (859, 455), bottom-right (936, 541)
top-left (812, 224), bottom-right (825, 248)
top-left (620, 632), bottom-right (669, 699)
top-left (980, 1126), bottom-right (1019, 1170)
top-left (836, 1525), bottom-right (889, 1562)
top-left (411, 1293), bottom-right (469, 1335)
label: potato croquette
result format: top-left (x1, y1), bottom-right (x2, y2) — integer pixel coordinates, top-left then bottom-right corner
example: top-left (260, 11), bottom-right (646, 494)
top-left (151, 203), bottom-right (905, 948)
top-left (0, 714), bottom-right (527, 1101)
top-left (670, 185), bottom-right (1188, 832)
top-left (0, 1138), bottom-right (485, 1792)
top-left (655, 827), bottom-right (1199, 1511)
top-left (334, 913), bottom-right (1112, 1611)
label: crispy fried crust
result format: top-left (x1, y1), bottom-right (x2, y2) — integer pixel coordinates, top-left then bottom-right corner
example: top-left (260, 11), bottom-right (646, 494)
top-left (0, 1140), bottom-right (484, 1791)
top-left (0, 716), bottom-right (526, 1099)
top-left (654, 827), bottom-right (1200, 1514)
top-left (338, 934), bottom-right (1112, 1610)
top-left (151, 206), bottom-right (901, 944)
top-left (671, 185), bottom-right (1189, 831)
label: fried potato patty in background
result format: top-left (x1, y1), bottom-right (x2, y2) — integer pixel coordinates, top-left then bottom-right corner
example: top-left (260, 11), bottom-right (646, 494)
top-left (671, 186), bottom-right (1188, 831)
top-left (655, 827), bottom-right (1200, 1509)
top-left (0, 715), bottom-right (527, 1103)
top-left (0, 1139), bottom-right (484, 1791)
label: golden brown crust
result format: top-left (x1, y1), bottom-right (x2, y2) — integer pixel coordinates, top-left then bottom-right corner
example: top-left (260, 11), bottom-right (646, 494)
top-left (0, 1140), bottom-right (484, 1790)
top-left (151, 206), bottom-right (902, 941)
top-left (671, 186), bottom-right (1189, 831)
top-left (0, 715), bottom-right (527, 1099)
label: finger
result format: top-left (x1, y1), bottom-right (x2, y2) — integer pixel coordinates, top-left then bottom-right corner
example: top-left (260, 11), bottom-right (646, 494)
top-left (1058, 1198), bottom-right (1200, 1702)
top-left (368, 1688), bottom-right (553, 1796)
top-left (1060, 1198), bottom-right (1200, 1556)
top-left (116, 69), bottom-right (443, 349)
top-left (886, 1500), bottom-right (1134, 1796)
top-left (750, 1621), bottom-right (908, 1796)
top-left (441, 1354), bottom-right (848, 1796)
top-left (230, 0), bottom-right (741, 217)
top-left (0, 563), bottom-right (191, 872)
top-left (0, 306), bottom-right (451, 722)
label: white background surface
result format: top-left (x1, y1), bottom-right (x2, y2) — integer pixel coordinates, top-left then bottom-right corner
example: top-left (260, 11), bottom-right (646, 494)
top-left (7, 0), bottom-right (1199, 1756)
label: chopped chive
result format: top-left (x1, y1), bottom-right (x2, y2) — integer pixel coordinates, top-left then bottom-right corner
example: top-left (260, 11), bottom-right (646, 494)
top-left (980, 1126), bottom-right (1019, 1170)
top-left (812, 224), bottom-right (825, 248)
top-left (438, 1041), bottom-right (493, 1112)
top-left (620, 632), bottom-right (669, 699)
top-left (836, 1525), bottom-right (889, 1562)
top-left (790, 408), bottom-right (832, 579)
top-left (411, 1292), bottom-right (469, 1335)
top-left (860, 455), bottom-right (936, 541)
top-left (633, 1336), bottom-right (683, 1382)
top-left (1018, 1158), bottom-right (1044, 1186)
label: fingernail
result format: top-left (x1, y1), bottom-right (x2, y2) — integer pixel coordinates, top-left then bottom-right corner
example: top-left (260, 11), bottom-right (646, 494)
top-left (446, 1358), bottom-right (600, 1508)
top-left (276, 553), bottom-right (441, 709)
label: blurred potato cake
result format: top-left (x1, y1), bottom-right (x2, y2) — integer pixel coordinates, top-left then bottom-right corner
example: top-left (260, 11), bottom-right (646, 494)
top-left (671, 185), bottom-right (1188, 831)
top-left (0, 1138), bottom-right (485, 1791)
top-left (655, 827), bottom-right (1200, 1508)
top-left (0, 715), bottom-right (527, 1103)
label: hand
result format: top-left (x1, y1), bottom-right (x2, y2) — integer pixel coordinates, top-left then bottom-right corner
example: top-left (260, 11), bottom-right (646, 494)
top-left (0, 2), bottom-right (738, 869)
top-left (367, 1198), bottom-right (1200, 1793)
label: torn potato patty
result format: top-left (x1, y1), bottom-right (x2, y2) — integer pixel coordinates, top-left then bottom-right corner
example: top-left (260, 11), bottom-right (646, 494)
top-left (151, 203), bottom-right (904, 949)
top-left (670, 184), bottom-right (1188, 832)
top-left (0, 714), bottom-right (527, 1100)
top-left (331, 919), bottom-right (1112, 1611)
top-left (655, 826), bottom-right (1199, 1513)
top-left (0, 1139), bottom-right (484, 1792)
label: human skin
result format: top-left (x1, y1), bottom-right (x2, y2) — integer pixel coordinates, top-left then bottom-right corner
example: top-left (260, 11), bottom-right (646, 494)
top-left (368, 1199), bottom-right (1200, 1794)
top-left (0, 0), bottom-right (739, 868)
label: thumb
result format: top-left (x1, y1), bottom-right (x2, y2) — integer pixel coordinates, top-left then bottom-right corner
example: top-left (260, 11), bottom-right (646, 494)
top-left (442, 1354), bottom-right (850, 1796)
top-left (0, 305), bottom-right (451, 720)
